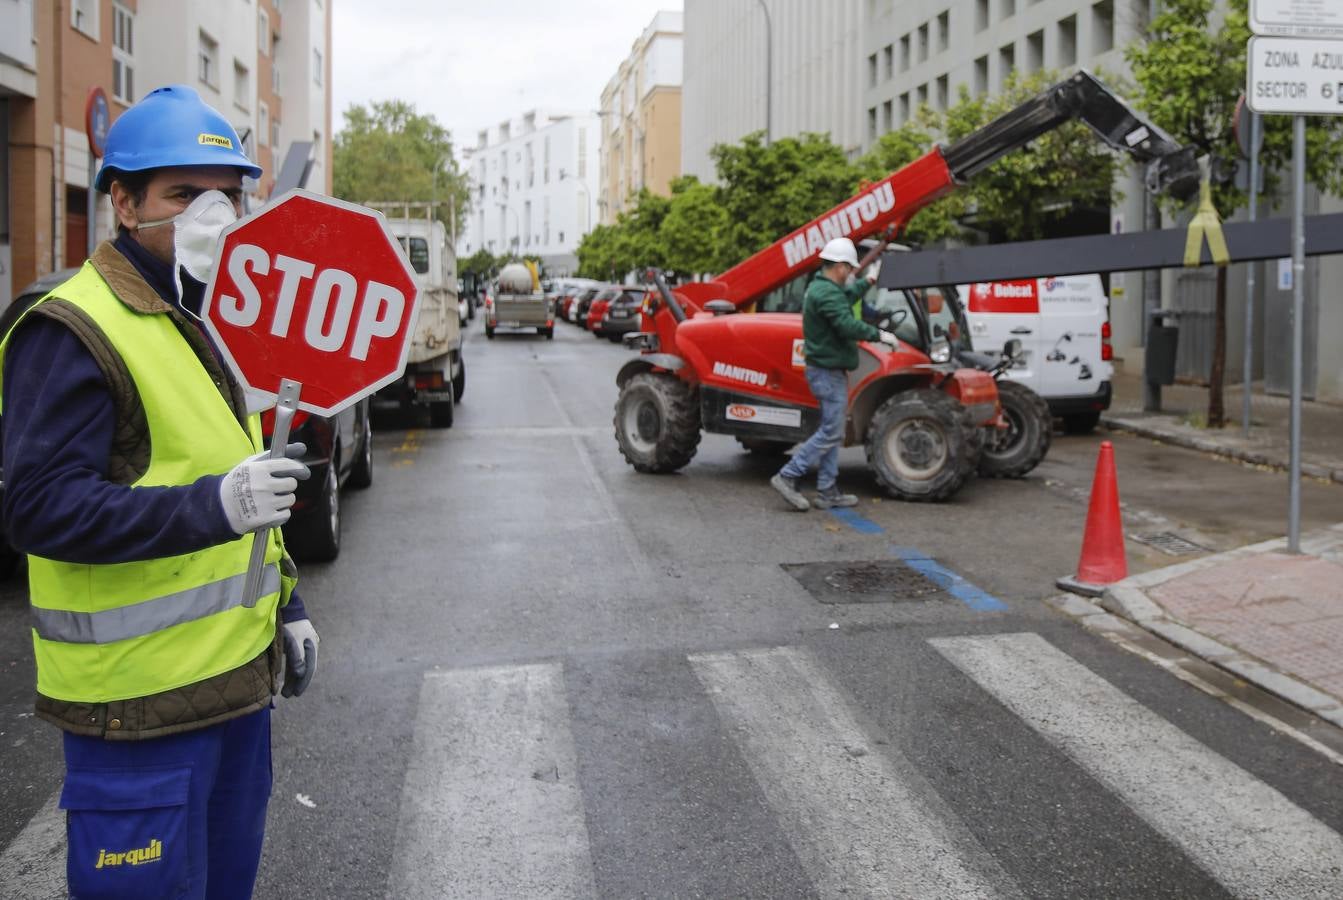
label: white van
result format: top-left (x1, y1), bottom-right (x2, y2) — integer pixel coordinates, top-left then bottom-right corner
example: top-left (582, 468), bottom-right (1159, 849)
top-left (957, 275), bottom-right (1113, 433)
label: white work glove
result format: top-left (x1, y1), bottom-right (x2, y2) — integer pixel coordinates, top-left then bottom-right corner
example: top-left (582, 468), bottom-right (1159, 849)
top-left (281, 618), bottom-right (319, 697)
top-left (865, 270), bottom-right (879, 285)
top-left (218, 443), bottom-right (310, 535)
top-left (877, 330), bottom-right (900, 348)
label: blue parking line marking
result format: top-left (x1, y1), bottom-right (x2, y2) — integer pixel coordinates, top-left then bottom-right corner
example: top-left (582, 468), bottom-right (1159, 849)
top-left (891, 546), bottom-right (1008, 612)
top-left (826, 508), bottom-right (885, 534)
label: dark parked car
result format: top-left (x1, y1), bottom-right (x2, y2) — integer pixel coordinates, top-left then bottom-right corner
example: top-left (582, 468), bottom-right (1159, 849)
top-left (263, 398), bottom-right (373, 563)
top-left (571, 287), bottom-right (607, 326)
top-left (597, 286), bottom-right (647, 341)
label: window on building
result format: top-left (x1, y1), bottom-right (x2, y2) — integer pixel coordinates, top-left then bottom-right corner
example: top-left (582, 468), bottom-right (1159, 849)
top-left (112, 4), bottom-right (134, 104)
top-left (975, 0), bottom-right (989, 31)
top-left (974, 55), bottom-right (989, 95)
top-left (917, 24), bottom-right (929, 62)
top-left (199, 32), bottom-right (219, 87)
top-left (259, 10), bottom-right (270, 56)
top-left (1092, 0), bottom-right (1114, 53)
top-left (917, 83), bottom-right (928, 108)
top-left (1026, 30), bottom-right (1044, 72)
top-left (234, 61), bottom-right (250, 110)
top-left (938, 12), bottom-right (950, 52)
top-left (883, 44), bottom-right (894, 79)
top-left (526, 142), bottom-right (533, 187)
top-left (312, 130), bottom-right (321, 161)
top-left (271, 57), bottom-right (281, 94)
top-left (898, 35), bottom-right (909, 72)
top-left (258, 102), bottom-right (269, 147)
top-left (1002, 0), bottom-right (1016, 20)
top-left (313, 48), bottom-right (323, 86)
top-left (936, 75), bottom-right (949, 110)
top-left (578, 127), bottom-right (588, 178)
top-left (544, 136), bottom-right (550, 184)
top-left (544, 196), bottom-right (550, 245)
top-left (1058, 16), bottom-right (1078, 66)
top-left (271, 117), bottom-right (280, 151)
top-left (72, 0), bottom-right (98, 39)
top-left (867, 54), bottom-right (878, 88)
top-left (899, 92), bottom-right (910, 124)
top-left (867, 107), bottom-right (878, 140)
top-left (999, 42), bottom-right (1015, 84)
top-left (524, 201), bottom-right (532, 248)
top-left (881, 100), bottom-right (893, 132)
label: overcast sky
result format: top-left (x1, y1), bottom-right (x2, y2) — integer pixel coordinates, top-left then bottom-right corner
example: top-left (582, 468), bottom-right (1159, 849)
top-left (332, 1), bottom-right (682, 158)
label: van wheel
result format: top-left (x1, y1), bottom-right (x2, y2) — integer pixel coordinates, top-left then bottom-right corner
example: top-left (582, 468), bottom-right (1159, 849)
top-left (453, 356), bottom-right (466, 403)
top-left (614, 373), bottom-right (702, 473)
top-left (979, 381), bottom-right (1052, 478)
top-left (865, 389), bottom-right (972, 502)
top-left (1063, 411), bottom-right (1101, 434)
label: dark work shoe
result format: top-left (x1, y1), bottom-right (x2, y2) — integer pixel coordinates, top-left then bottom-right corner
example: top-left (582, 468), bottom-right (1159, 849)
top-left (770, 474), bottom-right (811, 511)
top-left (813, 488), bottom-right (859, 509)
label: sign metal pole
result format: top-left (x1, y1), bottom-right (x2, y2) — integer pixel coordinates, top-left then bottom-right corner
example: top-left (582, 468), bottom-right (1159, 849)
top-left (242, 378), bottom-right (303, 607)
top-left (1288, 115), bottom-right (1304, 553)
top-left (1242, 111), bottom-right (1260, 437)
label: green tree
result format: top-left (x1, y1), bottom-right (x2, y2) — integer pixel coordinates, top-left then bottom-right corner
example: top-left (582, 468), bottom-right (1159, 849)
top-left (459, 248), bottom-right (501, 278)
top-left (711, 132), bottom-right (860, 265)
top-left (658, 176), bottom-right (731, 276)
top-left (1126, 0), bottom-right (1343, 426)
top-left (333, 100), bottom-right (470, 235)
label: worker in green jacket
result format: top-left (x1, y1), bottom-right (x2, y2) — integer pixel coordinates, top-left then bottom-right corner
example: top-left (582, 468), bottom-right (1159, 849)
top-left (771, 237), bottom-right (899, 511)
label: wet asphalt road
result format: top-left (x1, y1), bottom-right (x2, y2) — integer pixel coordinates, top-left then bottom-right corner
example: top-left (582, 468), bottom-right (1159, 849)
top-left (2, 317), bottom-right (1342, 898)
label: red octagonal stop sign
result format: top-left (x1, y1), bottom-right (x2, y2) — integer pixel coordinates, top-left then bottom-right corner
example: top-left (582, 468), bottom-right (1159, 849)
top-left (202, 189), bottom-right (420, 416)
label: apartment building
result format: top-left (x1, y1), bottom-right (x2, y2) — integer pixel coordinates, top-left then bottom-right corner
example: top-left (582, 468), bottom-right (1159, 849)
top-left (0, 0), bottom-right (331, 309)
top-left (459, 110), bottom-right (601, 276)
top-left (597, 10), bottom-right (683, 225)
top-left (681, 0), bottom-right (864, 181)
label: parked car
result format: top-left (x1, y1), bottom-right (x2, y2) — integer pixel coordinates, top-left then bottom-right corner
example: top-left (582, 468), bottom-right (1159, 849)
top-left (577, 286), bottom-right (618, 331)
top-left (263, 397), bottom-right (373, 563)
top-left (598, 286), bottom-right (647, 341)
top-left (585, 287), bottom-right (621, 334)
top-left (569, 287), bottom-right (600, 323)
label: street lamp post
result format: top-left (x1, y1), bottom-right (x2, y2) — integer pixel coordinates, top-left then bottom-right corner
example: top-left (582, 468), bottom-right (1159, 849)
top-left (756, 0), bottom-right (772, 144)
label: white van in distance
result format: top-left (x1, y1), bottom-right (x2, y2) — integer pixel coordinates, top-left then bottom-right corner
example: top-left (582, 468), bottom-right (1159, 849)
top-left (957, 274), bottom-right (1113, 433)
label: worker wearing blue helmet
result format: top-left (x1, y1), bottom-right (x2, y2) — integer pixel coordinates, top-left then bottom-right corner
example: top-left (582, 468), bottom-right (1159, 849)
top-left (0, 85), bottom-right (319, 898)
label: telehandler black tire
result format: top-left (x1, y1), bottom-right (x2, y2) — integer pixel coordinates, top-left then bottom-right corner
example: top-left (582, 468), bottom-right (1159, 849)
top-left (735, 436), bottom-right (793, 457)
top-left (978, 380), bottom-right (1051, 478)
top-left (865, 388), bottom-right (974, 502)
top-left (614, 372), bottom-right (701, 473)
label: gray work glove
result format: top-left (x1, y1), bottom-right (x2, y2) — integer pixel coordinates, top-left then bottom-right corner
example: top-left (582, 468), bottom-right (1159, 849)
top-left (219, 443), bottom-right (310, 535)
top-left (282, 618), bottom-right (320, 697)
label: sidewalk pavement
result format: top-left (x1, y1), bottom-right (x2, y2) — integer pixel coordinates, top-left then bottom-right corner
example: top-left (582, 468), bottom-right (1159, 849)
top-left (1102, 371), bottom-right (1343, 484)
top-left (1093, 524), bottom-right (1343, 730)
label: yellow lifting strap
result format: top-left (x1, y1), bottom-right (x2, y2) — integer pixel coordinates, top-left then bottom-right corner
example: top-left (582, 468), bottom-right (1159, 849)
top-left (1184, 157), bottom-right (1230, 268)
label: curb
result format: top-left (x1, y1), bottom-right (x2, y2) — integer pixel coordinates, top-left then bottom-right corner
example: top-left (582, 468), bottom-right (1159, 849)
top-left (1100, 415), bottom-right (1343, 485)
top-left (1081, 525), bottom-right (1343, 730)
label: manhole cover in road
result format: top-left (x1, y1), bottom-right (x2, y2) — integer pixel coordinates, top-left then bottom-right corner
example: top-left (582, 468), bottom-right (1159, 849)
top-left (782, 560), bottom-right (948, 604)
top-left (1132, 532), bottom-right (1209, 556)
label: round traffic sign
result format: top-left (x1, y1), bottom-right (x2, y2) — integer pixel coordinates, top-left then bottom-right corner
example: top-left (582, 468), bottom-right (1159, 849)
top-left (201, 190), bottom-right (421, 416)
top-left (85, 87), bottom-right (110, 158)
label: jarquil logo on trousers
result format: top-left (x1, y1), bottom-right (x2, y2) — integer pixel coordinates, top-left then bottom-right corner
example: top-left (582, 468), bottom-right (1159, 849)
top-left (95, 839), bottom-right (163, 868)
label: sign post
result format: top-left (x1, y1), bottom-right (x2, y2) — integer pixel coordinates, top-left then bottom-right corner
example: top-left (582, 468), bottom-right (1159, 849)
top-left (202, 189), bottom-right (420, 603)
top-left (1246, 9), bottom-right (1343, 552)
top-left (84, 88), bottom-right (110, 258)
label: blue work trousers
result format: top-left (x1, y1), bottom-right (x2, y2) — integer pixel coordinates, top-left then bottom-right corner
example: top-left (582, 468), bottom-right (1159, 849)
top-left (779, 366), bottom-right (849, 492)
top-left (60, 706), bottom-right (272, 900)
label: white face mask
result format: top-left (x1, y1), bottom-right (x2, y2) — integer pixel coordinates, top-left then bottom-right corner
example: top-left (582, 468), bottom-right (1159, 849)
top-left (136, 189), bottom-right (238, 310)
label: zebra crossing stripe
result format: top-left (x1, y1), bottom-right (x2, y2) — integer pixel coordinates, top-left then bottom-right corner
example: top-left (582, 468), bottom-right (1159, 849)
top-left (932, 632), bottom-right (1343, 899)
top-left (385, 663), bottom-right (597, 900)
top-left (689, 646), bottom-right (1017, 899)
top-left (0, 794), bottom-right (65, 899)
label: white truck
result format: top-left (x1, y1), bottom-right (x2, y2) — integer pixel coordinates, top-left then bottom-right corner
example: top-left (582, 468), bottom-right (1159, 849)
top-left (376, 215), bottom-right (465, 428)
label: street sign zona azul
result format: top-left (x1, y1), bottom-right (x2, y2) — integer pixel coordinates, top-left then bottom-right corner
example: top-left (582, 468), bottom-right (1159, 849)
top-left (1246, 35), bottom-right (1343, 115)
top-left (202, 189), bottom-right (421, 417)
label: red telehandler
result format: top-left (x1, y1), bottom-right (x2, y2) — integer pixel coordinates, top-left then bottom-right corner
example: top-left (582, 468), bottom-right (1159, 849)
top-left (614, 71), bottom-right (1200, 501)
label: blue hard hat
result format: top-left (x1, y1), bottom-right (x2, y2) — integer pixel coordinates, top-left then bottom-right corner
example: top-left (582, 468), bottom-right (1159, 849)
top-left (94, 84), bottom-right (262, 193)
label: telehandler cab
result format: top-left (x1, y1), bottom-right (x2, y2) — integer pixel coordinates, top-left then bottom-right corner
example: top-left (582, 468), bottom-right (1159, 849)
top-left (614, 71), bottom-right (1199, 502)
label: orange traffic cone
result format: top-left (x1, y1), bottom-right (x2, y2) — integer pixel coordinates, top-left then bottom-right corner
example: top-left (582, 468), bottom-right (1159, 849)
top-left (1056, 440), bottom-right (1128, 597)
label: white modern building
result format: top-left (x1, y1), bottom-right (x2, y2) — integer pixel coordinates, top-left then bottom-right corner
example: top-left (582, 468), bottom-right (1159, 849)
top-left (681, 0), bottom-right (864, 181)
top-left (135, 0), bottom-right (333, 199)
top-left (459, 110), bottom-right (602, 276)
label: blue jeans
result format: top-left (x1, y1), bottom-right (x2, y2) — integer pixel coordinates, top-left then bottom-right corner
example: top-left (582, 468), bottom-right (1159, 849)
top-left (60, 707), bottom-right (273, 899)
top-left (779, 366), bottom-right (848, 492)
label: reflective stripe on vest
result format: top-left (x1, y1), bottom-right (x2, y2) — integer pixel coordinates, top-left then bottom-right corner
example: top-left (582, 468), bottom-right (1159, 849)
top-left (0, 258), bottom-right (289, 704)
top-left (31, 564), bottom-right (280, 644)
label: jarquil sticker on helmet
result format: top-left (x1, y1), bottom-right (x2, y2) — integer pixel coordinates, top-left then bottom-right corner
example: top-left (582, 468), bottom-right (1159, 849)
top-left (198, 133), bottom-right (234, 148)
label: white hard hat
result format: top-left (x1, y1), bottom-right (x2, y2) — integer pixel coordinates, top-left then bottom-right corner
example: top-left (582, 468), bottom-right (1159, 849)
top-left (819, 237), bottom-right (859, 266)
